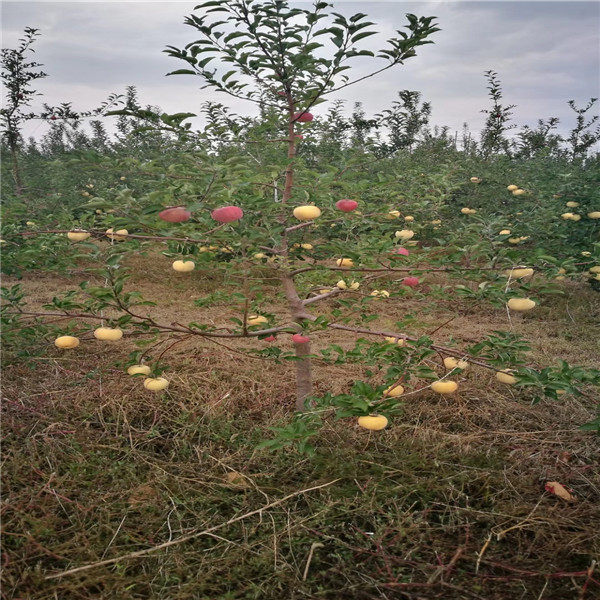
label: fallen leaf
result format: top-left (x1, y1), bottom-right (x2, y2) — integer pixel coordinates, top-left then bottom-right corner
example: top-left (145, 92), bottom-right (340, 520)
top-left (225, 471), bottom-right (250, 488)
top-left (544, 481), bottom-right (576, 502)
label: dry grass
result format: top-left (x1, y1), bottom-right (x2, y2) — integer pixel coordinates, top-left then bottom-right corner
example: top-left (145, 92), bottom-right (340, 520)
top-left (2, 254), bottom-right (599, 599)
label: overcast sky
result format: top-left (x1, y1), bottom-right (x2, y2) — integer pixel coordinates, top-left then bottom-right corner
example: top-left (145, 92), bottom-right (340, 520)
top-left (2, 1), bottom-right (599, 141)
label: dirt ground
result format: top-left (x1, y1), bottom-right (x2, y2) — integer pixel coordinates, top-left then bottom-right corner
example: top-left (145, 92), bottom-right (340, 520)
top-left (2, 253), bottom-right (599, 599)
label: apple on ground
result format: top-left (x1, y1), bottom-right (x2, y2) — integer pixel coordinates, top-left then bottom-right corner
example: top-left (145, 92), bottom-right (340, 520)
top-left (357, 415), bottom-right (388, 431)
top-left (144, 377), bottom-right (169, 391)
top-left (172, 260), bottom-right (195, 272)
top-left (402, 277), bottom-right (419, 288)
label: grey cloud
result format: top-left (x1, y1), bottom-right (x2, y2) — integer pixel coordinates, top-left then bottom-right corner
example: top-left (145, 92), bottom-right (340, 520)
top-left (2, 1), bottom-right (598, 140)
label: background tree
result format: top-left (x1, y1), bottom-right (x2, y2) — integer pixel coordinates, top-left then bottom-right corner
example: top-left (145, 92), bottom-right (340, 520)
top-left (0, 27), bottom-right (47, 196)
top-left (480, 69), bottom-right (516, 157)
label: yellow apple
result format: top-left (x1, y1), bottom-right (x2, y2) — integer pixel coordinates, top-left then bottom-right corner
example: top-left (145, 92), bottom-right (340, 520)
top-left (67, 230), bottom-right (91, 242)
top-left (301, 243), bottom-right (314, 250)
top-left (508, 237), bottom-right (522, 244)
top-left (253, 252), bottom-right (266, 259)
top-left (120, 176), bottom-right (126, 181)
top-left (94, 327), bottom-right (123, 341)
top-left (499, 229), bottom-right (511, 235)
top-left (561, 213), bottom-right (574, 220)
top-left (82, 191), bottom-right (90, 197)
top-left (336, 258), bottom-right (354, 268)
top-left (507, 298), bottom-right (536, 312)
top-left (507, 185), bottom-right (518, 191)
top-left (443, 357), bottom-right (468, 370)
top-left (127, 364), bottom-right (152, 376)
top-left (247, 315), bottom-right (268, 326)
top-left (293, 205), bottom-right (321, 221)
top-left (589, 266), bottom-right (600, 274)
top-left (357, 415), bottom-right (388, 431)
top-left (588, 211), bottom-right (600, 219)
top-left (512, 189), bottom-right (526, 196)
top-left (383, 384), bottom-right (404, 397)
top-left (370, 290), bottom-right (390, 298)
top-left (106, 228), bottom-right (128, 240)
top-left (566, 201), bottom-right (579, 208)
top-left (470, 177), bottom-right (481, 183)
top-left (404, 215), bottom-right (414, 222)
top-left (395, 229), bottom-right (414, 240)
top-left (571, 214), bottom-right (581, 221)
top-left (504, 267), bottom-right (534, 279)
top-left (581, 251), bottom-right (591, 257)
top-left (387, 210), bottom-right (401, 219)
top-left (431, 380), bottom-right (458, 394)
top-left (172, 260), bottom-right (195, 272)
top-left (496, 369), bottom-right (517, 384)
top-left (54, 335), bottom-right (80, 349)
top-left (143, 377), bottom-right (169, 391)
top-left (431, 219), bottom-right (442, 225)
top-left (384, 336), bottom-right (405, 346)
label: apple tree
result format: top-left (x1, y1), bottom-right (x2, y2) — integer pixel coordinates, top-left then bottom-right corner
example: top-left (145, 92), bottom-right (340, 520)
top-left (5, 1), bottom-right (600, 451)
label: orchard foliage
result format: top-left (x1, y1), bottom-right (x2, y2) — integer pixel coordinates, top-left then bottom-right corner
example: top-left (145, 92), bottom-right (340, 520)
top-left (1, 1), bottom-right (600, 454)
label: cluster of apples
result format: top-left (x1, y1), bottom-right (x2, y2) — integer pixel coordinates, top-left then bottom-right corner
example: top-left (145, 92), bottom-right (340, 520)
top-left (560, 201), bottom-right (600, 221)
top-left (507, 184), bottom-right (527, 196)
top-left (54, 328), bottom-right (169, 391)
top-left (292, 198), bottom-right (359, 222)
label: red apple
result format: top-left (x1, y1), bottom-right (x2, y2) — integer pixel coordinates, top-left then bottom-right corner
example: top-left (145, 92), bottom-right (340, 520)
top-left (50, 115), bottom-right (57, 120)
top-left (278, 91), bottom-right (287, 97)
top-left (158, 206), bottom-right (191, 223)
top-left (292, 333), bottom-right (310, 344)
top-left (295, 135), bottom-right (303, 139)
top-left (402, 276), bottom-right (419, 288)
top-left (294, 111), bottom-right (313, 123)
top-left (264, 335), bottom-right (276, 342)
top-left (336, 199), bottom-right (358, 212)
top-left (390, 247), bottom-right (410, 258)
top-left (211, 206), bottom-right (243, 223)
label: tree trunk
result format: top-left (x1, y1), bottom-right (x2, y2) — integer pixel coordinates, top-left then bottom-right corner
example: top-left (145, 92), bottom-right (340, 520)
top-left (279, 95), bottom-right (314, 411)
top-left (10, 141), bottom-right (24, 197)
